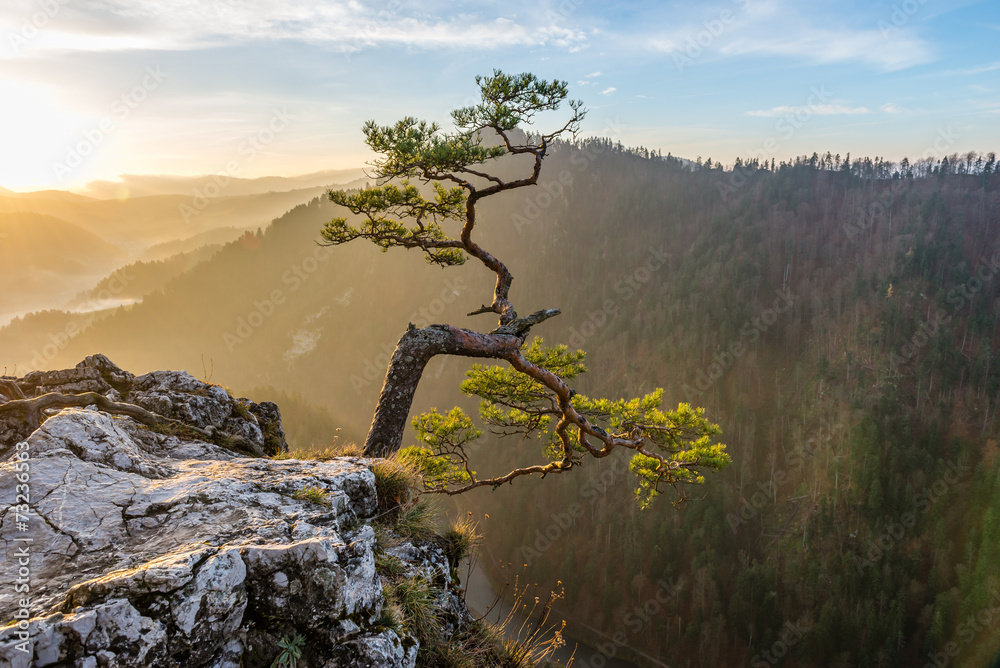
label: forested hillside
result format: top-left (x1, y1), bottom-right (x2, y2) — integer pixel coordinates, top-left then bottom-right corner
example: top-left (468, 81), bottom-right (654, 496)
top-left (4, 140), bottom-right (999, 667)
top-left (471, 143), bottom-right (1000, 667)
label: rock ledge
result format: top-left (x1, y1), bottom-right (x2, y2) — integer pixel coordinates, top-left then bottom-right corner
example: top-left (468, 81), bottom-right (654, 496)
top-left (0, 357), bottom-right (464, 667)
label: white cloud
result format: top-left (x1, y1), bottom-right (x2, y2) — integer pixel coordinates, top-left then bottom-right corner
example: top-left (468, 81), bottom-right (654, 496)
top-left (647, 1), bottom-right (933, 71)
top-left (718, 28), bottom-right (930, 71)
top-left (746, 104), bottom-right (870, 117)
top-left (0, 0), bottom-right (589, 58)
top-left (601, 87), bottom-right (616, 95)
top-left (959, 61), bottom-right (1000, 75)
top-left (586, 70), bottom-right (602, 77)
top-left (879, 103), bottom-right (905, 113)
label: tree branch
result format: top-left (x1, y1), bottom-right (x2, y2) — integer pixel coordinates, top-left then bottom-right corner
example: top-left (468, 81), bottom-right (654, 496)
top-left (363, 325), bottom-right (525, 457)
top-left (490, 309), bottom-right (562, 337)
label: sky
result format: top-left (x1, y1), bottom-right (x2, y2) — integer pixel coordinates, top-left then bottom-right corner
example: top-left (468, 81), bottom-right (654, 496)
top-left (0, 0), bottom-right (998, 192)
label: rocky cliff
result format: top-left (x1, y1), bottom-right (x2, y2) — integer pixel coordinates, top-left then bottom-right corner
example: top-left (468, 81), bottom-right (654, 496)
top-left (0, 357), bottom-right (473, 667)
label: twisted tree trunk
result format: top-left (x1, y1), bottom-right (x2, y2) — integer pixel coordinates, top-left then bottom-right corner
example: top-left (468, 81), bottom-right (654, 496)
top-left (362, 324), bottom-right (524, 457)
top-left (363, 308), bottom-right (563, 457)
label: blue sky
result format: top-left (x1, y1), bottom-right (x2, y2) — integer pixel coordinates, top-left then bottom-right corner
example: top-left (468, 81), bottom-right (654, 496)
top-left (1, 0), bottom-right (997, 191)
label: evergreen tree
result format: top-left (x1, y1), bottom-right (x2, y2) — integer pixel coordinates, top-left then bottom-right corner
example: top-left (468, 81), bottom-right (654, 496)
top-left (321, 71), bottom-right (729, 503)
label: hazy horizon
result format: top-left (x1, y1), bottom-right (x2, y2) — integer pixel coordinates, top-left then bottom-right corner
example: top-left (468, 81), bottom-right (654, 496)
top-left (0, 167), bottom-right (368, 197)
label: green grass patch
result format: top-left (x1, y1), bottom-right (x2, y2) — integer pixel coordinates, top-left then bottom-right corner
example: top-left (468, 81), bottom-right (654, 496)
top-left (291, 486), bottom-right (331, 507)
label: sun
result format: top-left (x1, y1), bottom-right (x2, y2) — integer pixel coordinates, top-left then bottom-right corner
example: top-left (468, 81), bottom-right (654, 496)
top-left (0, 78), bottom-right (82, 192)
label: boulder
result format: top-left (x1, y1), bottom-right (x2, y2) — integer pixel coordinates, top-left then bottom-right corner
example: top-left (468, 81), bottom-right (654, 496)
top-left (19, 366), bottom-right (111, 398)
top-left (0, 357), bottom-right (490, 667)
top-left (127, 370), bottom-right (236, 432)
top-left (0, 407), bottom-right (427, 667)
top-left (78, 354), bottom-right (135, 395)
top-left (0, 357), bottom-right (288, 457)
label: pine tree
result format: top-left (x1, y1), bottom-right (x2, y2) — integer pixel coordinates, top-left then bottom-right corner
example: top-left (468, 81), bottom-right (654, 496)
top-left (321, 71), bottom-right (729, 504)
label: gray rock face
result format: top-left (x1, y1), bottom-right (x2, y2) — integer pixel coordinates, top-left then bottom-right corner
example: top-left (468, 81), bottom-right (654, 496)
top-left (16, 354), bottom-right (134, 398)
top-left (19, 365), bottom-right (111, 398)
top-left (323, 629), bottom-right (419, 667)
top-left (242, 399), bottom-right (287, 456)
top-left (0, 358), bottom-right (481, 668)
top-left (128, 370), bottom-right (233, 432)
top-left (0, 406), bottom-right (426, 667)
top-left (0, 356), bottom-right (288, 457)
top-left (79, 354), bottom-right (136, 394)
top-left (0, 355), bottom-right (476, 668)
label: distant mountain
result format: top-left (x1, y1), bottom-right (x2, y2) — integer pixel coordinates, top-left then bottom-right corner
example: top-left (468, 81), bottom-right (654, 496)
top-left (0, 183), bottom-right (357, 318)
top-left (79, 169), bottom-right (368, 199)
top-left (0, 187), bottom-right (333, 251)
top-left (137, 227), bottom-right (247, 262)
top-left (0, 309), bottom-right (114, 374)
top-left (63, 242), bottom-right (224, 312)
top-left (0, 189), bottom-right (95, 201)
top-left (22, 195), bottom-right (462, 443)
top-left (0, 212), bottom-right (126, 323)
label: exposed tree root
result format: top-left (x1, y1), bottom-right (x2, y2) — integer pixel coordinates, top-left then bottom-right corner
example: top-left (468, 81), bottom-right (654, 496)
top-left (0, 392), bottom-right (264, 457)
top-left (0, 379), bottom-right (26, 402)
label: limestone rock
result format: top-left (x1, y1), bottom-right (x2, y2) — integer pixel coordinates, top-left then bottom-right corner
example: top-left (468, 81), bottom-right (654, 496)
top-left (128, 370), bottom-right (235, 432)
top-left (19, 365), bottom-right (111, 397)
top-left (242, 398), bottom-right (288, 456)
top-left (0, 357), bottom-right (288, 456)
top-left (78, 353), bottom-right (135, 394)
top-left (0, 408), bottom-right (416, 667)
top-left (323, 630), bottom-right (418, 668)
top-left (0, 358), bottom-right (477, 667)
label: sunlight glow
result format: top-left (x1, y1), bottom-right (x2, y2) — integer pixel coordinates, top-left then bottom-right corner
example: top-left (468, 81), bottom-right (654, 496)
top-left (0, 80), bottom-right (81, 192)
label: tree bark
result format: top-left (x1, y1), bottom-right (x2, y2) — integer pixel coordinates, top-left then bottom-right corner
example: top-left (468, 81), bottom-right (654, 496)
top-left (363, 324), bottom-right (524, 457)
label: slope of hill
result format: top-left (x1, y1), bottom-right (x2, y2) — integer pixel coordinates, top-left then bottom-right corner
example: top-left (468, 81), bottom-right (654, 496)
top-left (0, 310), bottom-right (114, 373)
top-left (0, 187), bottom-right (330, 251)
top-left (20, 195), bottom-right (479, 442)
top-left (0, 189), bottom-right (94, 201)
top-left (4, 143), bottom-right (1000, 666)
top-left (474, 147), bottom-right (1000, 667)
top-left (62, 242), bottom-right (224, 311)
top-left (0, 212), bottom-right (125, 323)
top-left (137, 227), bottom-right (246, 262)
top-left (0, 181), bottom-right (367, 320)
